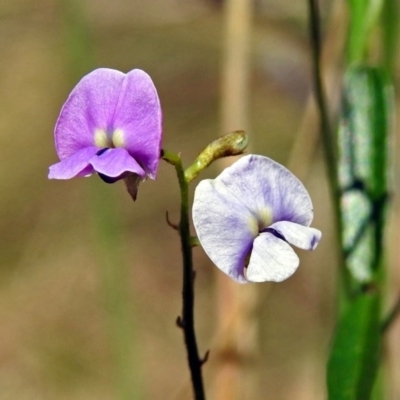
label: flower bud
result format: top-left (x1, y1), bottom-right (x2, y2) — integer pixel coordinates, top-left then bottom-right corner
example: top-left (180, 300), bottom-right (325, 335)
top-left (185, 131), bottom-right (249, 182)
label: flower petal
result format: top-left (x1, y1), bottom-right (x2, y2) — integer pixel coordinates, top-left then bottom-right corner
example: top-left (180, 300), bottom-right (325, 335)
top-left (268, 221), bottom-right (321, 250)
top-left (216, 155), bottom-right (315, 227)
top-left (245, 232), bottom-right (299, 282)
top-left (48, 146), bottom-right (98, 179)
top-left (89, 148), bottom-right (146, 179)
top-left (55, 69), bottom-right (125, 159)
top-left (192, 178), bottom-right (256, 284)
top-left (112, 70), bottom-right (162, 179)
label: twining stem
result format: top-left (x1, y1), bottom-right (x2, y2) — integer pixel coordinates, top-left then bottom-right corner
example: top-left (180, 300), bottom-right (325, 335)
top-left (307, 0), bottom-right (352, 299)
top-left (307, 0), bottom-right (339, 209)
top-left (381, 294), bottom-right (400, 333)
top-left (162, 150), bottom-right (206, 400)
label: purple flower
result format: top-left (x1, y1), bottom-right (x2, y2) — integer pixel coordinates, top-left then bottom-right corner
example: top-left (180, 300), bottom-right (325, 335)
top-left (192, 154), bottom-right (321, 283)
top-left (48, 68), bottom-right (162, 196)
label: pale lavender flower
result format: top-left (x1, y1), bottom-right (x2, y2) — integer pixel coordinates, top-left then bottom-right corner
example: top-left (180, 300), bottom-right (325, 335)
top-left (192, 154), bottom-right (321, 283)
top-left (48, 68), bottom-right (162, 197)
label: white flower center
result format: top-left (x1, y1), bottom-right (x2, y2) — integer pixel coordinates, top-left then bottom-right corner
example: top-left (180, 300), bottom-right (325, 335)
top-left (94, 128), bottom-right (125, 148)
top-left (257, 207), bottom-right (273, 231)
top-left (247, 207), bottom-right (273, 237)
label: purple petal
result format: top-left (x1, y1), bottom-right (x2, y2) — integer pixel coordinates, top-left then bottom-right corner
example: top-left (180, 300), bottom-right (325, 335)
top-left (89, 148), bottom-right (146, 179)
top-left (245, 232), bottom-right (299, 282)
top-left (112, 70), bottom-right (162, 179)
top-left (192, 179), bottom-right (257, 284)
top-left (268, 221), bottom-right (322, 250)
top-left (48, 146), bottom-right (98, 179)
top-left (55, 69), bottom-right (125, 159)
top-left (216, 155), bottom-right (315, 227)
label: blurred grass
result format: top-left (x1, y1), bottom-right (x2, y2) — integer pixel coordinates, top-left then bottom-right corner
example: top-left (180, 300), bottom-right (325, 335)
top-left (0, 0), bottom-right (398, 399)
top-left (61, 0), bottom-right (143, 397)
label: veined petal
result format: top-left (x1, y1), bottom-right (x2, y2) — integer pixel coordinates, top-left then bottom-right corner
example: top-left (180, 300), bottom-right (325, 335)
top-left (192, 179), bottom-right (256, 284)
top-left (48, 146), bottom-right (98, 179)
top-left (112, 70), bottom-right (162, 179)
top-left (55, 69), bottom-right (125, 159)
top-left (89, 148), bottom-right (146, 179)
top-left (216, 155), bottom-right (315, 227)
top-left (245, 232), bottom-right (299, 283)
top-left (268, 221), bottom-right (322, 250)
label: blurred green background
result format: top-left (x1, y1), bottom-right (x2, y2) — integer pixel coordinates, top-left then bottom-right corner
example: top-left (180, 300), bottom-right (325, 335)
top-left (0, 0), bottom-right (399, 399)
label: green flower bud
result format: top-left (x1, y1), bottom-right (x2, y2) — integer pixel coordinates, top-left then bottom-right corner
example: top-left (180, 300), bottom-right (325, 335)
top-left (185, 131), bottom-right (249, 183)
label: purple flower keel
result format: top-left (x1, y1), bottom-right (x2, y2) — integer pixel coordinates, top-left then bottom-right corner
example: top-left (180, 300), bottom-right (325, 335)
top-left (48, 146), bottom-right (98, 179)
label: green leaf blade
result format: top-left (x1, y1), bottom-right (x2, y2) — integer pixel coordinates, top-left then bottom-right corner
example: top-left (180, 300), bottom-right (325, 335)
top-left (327, 291), bottom-right (381, 400)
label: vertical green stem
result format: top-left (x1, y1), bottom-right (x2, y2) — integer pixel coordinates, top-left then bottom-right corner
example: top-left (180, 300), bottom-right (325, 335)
top-left (307, 0), bottom-right (338, 204)
top-left (163, 151), bottom-right (206, 400)
top-left (381, 295), bottom-right (400, 333)
top-left (307, 0), bottom-right (352, 299)
top-left (382, 0), bottom-right (399, 75)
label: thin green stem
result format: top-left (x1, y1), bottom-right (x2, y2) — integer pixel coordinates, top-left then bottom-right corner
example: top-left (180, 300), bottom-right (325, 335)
top-left (382, 0), bottom-right (399, 75)
top-left (381, 294), bottom-right (400, 333)
top-left (162, 150), bottom-right (206, 400)
top-left (307, 0), bottom-right (352, 300)
top-left (307, 0), bottom-right (338, 208)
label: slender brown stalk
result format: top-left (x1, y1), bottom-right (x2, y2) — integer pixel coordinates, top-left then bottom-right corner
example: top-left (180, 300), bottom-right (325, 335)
top-left (163, 150), bottom-right (206, 400)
